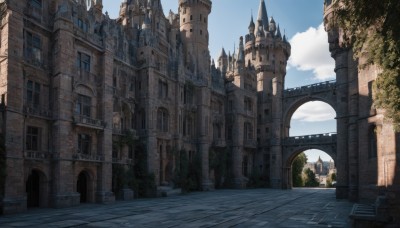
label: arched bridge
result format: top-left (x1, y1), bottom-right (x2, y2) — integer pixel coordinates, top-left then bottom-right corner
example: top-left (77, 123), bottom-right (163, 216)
top-left (281, 133), bottom-right (337, 189)
top-left (282, 80), bottom-right (337, 136)
top-left (282, 133), bottom-right (337, 164)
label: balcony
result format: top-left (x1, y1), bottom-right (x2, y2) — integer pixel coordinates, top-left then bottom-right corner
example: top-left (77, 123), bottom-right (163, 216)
top-left (244, 139), bottom-right (257, 149)
top-left (23, 105), bottom-right (52, 119)
top-left (24, 151), bottom-right (52, 160)
top-left (73, 115), bottom-right (106, 130)
top-left (72, 153), bottom-right (104, 162)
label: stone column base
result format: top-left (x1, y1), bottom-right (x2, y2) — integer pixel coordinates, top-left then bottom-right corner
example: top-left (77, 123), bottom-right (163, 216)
top-left (52, 193), bottom-right (80, 208)
top-left (2, 196), bottom-right (27, 214)
top-left (96, 191), bottom-right (115, 204)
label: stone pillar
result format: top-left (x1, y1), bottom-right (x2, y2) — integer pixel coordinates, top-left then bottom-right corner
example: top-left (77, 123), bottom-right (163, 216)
top-left (347, 51), bottom-right (359, 201)
top-left (198, 87), bottom-right (212, 190)
top-left (334, 49), bottom-right (349, 199)
top-left (147, 135), bottom-right (158, 184)
top-left (232, 146), bottom-right (244, 188)
top-left (2, 7), bottom-right (27, 214)
top-left (270, 77), bottom-right (283, 188)
top-left (282, 167), bottom-right (291, 189)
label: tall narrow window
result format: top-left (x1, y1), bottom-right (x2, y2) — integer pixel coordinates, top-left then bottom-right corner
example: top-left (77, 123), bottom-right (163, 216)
top-left (368, 126), bottom-right (377, 158)
top-left (78, 52), bottom-right (91, 72)
top-left (76, 94), bottom-right (91, 117)
top-left (26, 80), bottom-right (41, 107)
top-left (244, 122), bottom-right (253, 140)
top-left (26, 126), bottom-right (41, 151)
top-left (24, 31), bottom-right (42, 65)
top-left (78, 134), bottom-right (91, 155)
top-left (157, 108), bottom-right (169, 132)
top-left (158, 80), bottom-right (168, 98)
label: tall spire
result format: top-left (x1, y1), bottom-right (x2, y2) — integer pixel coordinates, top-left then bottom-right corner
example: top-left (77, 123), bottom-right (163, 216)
top-left (255, 0), bottom-right (269, 33)
top-left (248, 14), bottom-right (255, 33)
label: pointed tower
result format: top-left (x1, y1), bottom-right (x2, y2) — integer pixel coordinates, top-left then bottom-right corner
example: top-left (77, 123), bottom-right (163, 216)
top-left (255, 0), bottom-right (269, 33)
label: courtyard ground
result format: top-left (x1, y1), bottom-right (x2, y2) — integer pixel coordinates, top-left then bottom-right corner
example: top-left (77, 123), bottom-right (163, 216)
top-left (0, 188), bottom-right (353, 227)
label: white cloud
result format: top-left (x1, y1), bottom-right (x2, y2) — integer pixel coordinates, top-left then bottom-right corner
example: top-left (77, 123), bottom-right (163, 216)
top-left (289, 23), bottom-right (336, 81)
top-left (292, 101), bottom-right (336, 122)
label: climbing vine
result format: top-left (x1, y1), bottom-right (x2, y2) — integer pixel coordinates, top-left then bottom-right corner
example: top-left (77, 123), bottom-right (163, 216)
top-left (173, 148), bottom-right (201, 193)
top-left (333, 0), bottom-right (400, 131)
top-left (209, 147), bottom-right (233, 188)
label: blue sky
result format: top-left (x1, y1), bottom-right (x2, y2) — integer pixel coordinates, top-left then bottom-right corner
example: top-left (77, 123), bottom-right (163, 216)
top-left (102, 0), bottom-right (336, 162)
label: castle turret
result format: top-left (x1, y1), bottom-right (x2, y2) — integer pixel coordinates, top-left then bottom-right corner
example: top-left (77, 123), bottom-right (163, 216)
top-left (218, 48), bottom-right (228, 73)
top-left (269, 17), bottom-right (276, 34)
top-left (179, 0), bottom-right (212, 76)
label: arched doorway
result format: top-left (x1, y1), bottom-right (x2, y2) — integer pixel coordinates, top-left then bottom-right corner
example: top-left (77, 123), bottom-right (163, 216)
top-left (26, 170), bottom-right (40, 208)
top-left (26, 169), bottom-right (48, 208)
top-left (77, 172), bottom-right (89, 203)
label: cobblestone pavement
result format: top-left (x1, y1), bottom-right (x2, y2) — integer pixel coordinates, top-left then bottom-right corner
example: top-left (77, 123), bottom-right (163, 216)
top-left (0, 188), bottom-right (353, 228)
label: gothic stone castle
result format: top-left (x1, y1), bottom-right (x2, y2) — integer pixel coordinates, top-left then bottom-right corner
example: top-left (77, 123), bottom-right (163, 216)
top-left (0, 0), bottom-right (398, 218)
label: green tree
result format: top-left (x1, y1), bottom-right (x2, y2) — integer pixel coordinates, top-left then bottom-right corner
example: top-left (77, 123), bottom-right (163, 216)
top-left (326, 173), bottom-right (337, 188)
top-left (292, 153), bottom-right (307, 187)
top-left (332, 0), bottom-right (400, 130)
top-left (304, 168), bottom-right (320, 187)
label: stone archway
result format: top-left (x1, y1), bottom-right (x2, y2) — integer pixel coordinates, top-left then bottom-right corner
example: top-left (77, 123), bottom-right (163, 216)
top-left (282, 82), bottom-right (337, 138)
top-left (26, 169), bottom-right (48, 208)
top-left (282, 144), bottom-right (337, 189)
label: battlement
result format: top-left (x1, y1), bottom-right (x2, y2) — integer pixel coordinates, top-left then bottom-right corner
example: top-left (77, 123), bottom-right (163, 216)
top-left (179, 0), bottom-right (212, 11)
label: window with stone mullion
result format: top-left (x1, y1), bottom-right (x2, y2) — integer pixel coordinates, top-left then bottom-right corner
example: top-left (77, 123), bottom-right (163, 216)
top-left (24, 31), bottom-right (42, 64)
top-left (78, 134), bottom-right (91, 155)
top-left (76, 94), bottom-right (91, 117)
top-left (26, 126), bottom-right (41, 151)
top-left (26, 80), bottom-right (41, 107)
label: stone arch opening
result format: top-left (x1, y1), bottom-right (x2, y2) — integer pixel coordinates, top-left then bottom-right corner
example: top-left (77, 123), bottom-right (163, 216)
top-left (77, 170), bottom-right (93, 203)
top-left (26, 169), bottom-right (48, 208)
top-left (283, 147), bottom-right (337, 189)
top-left (283, 98), bottom-right (336, 138)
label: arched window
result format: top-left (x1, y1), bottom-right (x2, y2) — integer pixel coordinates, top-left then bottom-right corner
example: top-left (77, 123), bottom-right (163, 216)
top-left (244, 122), bottom-right (253, 140)
top-left (368, 125), bottom-right (377, 158)
top-left (157, 108), bottom-right (169, 132)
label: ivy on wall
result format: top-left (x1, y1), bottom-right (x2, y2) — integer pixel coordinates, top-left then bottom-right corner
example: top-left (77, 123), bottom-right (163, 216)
top-left (173, 148), bottom-right (201, 193)
top-left (333, 0), bottom-right (400, 131)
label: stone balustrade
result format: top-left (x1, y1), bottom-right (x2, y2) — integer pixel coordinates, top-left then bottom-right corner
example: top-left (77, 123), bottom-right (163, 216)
top-left (72, 153), bottom-right (104, 162)
top-left (23, 105), bottom-right (52, 119)
top-left (283, 133), bottom-right (337, 146)
top-left (73, 115), bottom-right (106, 130)
top-left (25, 151), bottom-right (52, 160)
top-left (284, 80), bottom-right (336, 98)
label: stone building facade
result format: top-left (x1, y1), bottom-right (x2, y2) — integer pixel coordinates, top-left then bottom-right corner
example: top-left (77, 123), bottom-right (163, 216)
top-left (0, 0), bottom-right (290, 214)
